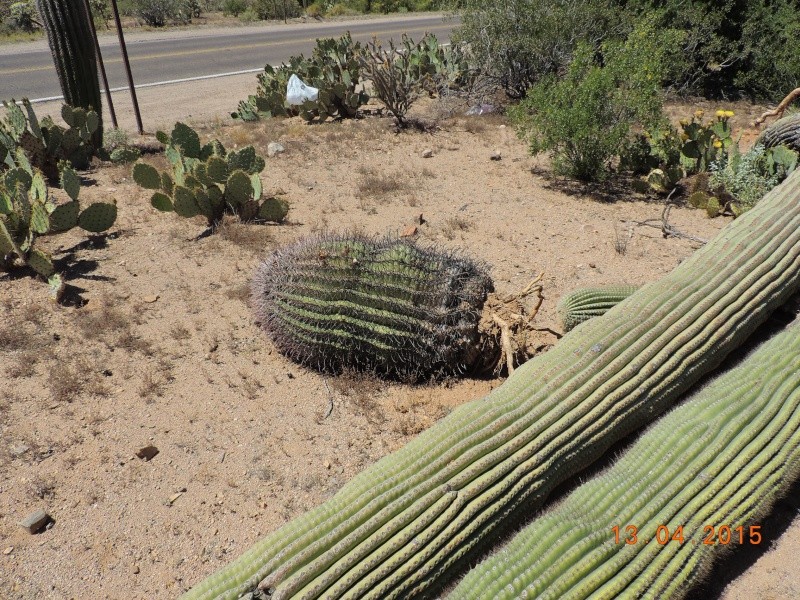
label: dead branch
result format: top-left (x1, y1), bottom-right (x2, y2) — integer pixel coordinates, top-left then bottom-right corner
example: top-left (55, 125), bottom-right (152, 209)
top-left (754, 87), bottom-right (800, 126)
top-left (634, 205), bottom-right (708, 245)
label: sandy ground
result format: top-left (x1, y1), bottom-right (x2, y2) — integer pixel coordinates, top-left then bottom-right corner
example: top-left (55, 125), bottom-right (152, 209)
top-left (1, 89), bottom-right (799, 599)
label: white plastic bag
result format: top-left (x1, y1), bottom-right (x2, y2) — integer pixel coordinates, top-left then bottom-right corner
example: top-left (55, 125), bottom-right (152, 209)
top-left (286, 74), bottom-right (319, 105)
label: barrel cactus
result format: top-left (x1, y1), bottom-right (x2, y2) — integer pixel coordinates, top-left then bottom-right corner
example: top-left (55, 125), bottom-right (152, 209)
top-left (183, 169), bottom-right (800, 600)
top-left (452, 317), bottom-right (800, 599)
top-left (758, 112), bottom-right (800, 152)
top-left (251, 234), bottom-right (505, 380)
top-left (557, 284), bottom-right (639, 332)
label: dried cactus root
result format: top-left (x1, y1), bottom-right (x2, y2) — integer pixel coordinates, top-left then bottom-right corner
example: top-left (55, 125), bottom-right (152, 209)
top-left (452, 317), bottom-right (800, 599)
top-left (184, 170), bottom-right (800, 600)
top-left (251, 234), bottom-right (542, 381)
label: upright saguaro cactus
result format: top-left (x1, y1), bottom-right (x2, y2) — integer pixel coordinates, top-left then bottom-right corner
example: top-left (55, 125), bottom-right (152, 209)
top-left (183, 169), bottom-right (800, 600)
top-left (35, 0), bottom-right (103, 147)
top-left (452, 319), bottom-right (800, 599)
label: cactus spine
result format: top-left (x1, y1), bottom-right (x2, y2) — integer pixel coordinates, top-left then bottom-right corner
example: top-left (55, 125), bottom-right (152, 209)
top-left (35, 0), bottom-right (102, 147)
top-left (452, 319), bottom-right (800, 599)
top-left (251, 234), bottom-right (494, 380)
top-left (557, 284), bottom-right (639, 332)
top-left (759, 112), bottom-right (800, 153)
top-left (183, 169), bottom-right (800, 600)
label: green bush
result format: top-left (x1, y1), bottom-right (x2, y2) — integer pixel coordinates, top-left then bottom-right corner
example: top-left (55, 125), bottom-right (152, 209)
top-left (709, 143), bottom-right (798, 214)
top-left (222, 0), bottom-right (247, 15)
top-left (132, 0), bottom-right (195, 26)
top-left (452, 0), bottom-right (620, 98)
top-left (250, 0), bottom-right (300, 19)
top-left (510, 19), bottom-right (676, 182)
top-left (7, 0), bottom-right (38, 31)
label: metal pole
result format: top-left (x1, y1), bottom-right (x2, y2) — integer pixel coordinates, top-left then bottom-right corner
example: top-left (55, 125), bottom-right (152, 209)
top-left (80, 0), bottom-right (117, 128)
top-left (109, 0), bottom-right (144, 134)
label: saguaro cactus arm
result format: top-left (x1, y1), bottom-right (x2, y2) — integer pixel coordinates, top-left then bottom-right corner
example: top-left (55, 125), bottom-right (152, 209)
top-left (452, 318), bottom-right (800, 599)
top-left (183, 169), bottom-right (800, 600)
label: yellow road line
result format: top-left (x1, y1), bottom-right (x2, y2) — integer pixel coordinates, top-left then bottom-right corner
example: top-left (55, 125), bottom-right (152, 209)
top-left (0, 24), bottom-right (452, 76)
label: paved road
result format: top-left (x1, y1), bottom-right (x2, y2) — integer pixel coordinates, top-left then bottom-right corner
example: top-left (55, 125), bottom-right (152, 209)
top-left (0, 14), bottom-right (455, 101)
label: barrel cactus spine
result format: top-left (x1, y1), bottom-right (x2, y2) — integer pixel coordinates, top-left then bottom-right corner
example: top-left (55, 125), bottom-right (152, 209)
top-left (35, 0), bottom-right (103, 148)
top-left (557, 284), bottom-right (639, 332)
top-left (452, 318), bottom-right (800, 599)
top-left (183, 170), bottom-right (800, 600)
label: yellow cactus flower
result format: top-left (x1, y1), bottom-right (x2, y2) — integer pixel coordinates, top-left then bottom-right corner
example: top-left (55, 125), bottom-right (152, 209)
top-left (713, 139), bottom-right (723, 149)
top-left (724, 110), bottom-right (735, 118)
top-left (694, 109), bottom-right (704, 118)
top-left (716, 109), bottom-right (726, 118)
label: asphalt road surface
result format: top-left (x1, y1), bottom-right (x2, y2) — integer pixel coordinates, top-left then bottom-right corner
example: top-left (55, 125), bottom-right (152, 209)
top-left (0, 14), bottom-right (456, 101)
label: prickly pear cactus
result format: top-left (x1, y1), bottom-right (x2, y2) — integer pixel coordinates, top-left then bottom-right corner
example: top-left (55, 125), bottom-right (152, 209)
top-left (1, 98), bottom-right (100, 178)
top-left (758, 112), bottom-right (800, 152)
top-left (557, 284), bottom-right (639, 332)
top-left (0, 158), bottom-right (116, 280)
top-left (234, 33), bottom-right (369, 123)
top-left (132, 122), bottom-right (285, 228)
top-left (251, 234), bottom-right (494, 380)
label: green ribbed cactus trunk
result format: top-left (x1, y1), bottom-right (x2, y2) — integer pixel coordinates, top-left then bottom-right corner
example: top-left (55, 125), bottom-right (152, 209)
top-left (557, 285), bottom-right (639, 332)
top-left (451, 318), bottom-right (800, 599)
top-left (183, 169), bottom-right (800, 600)
top-left (35, 0), bottom-right (103, 147)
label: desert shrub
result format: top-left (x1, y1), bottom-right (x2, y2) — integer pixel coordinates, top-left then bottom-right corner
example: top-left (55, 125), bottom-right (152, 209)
top-left (250, 0), bottom-right (300, 19)
top-left (131, 0), bottom-right (194, 25)
top-left (7, 0), bottom-right (38, 31)
top-left (735, 1), bottom-right (800, 100)
top-left (511, 18), bottom-right (676, 182)
top-left (222, 0), bottom-right (247, 15)
top-left (709, 143), bottom-right (798, 213)
top-left (452, 0), bottom-right (621, 98)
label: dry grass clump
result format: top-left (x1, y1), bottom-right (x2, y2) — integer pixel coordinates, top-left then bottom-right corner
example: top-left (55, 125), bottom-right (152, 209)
top-left (356, 167), bottom-right (411, 199)
top-left (49, 356), bottom-right (109, 403)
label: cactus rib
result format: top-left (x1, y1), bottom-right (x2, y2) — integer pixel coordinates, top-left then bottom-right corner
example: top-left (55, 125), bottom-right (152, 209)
top-left (183, 170), bottom-right (800, 600)
top-left (759, 112), bottom-right (800, 152)
top-left (451, 318), bottom-right (800, 599)
top-left (557, 285), bottom-right (639, 332)
top-left (35, 0), bottom-right (103, 146)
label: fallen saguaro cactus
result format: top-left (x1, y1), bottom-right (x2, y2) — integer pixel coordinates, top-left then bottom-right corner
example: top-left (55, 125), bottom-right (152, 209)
top-left (451, 318), bottom-right (800, 599)
top-left (557, 284), bottom-right (639, 332)
top-left (183, 170), bottom-right (800, 600)
top-left (759, 112), bottom-right (800, 153)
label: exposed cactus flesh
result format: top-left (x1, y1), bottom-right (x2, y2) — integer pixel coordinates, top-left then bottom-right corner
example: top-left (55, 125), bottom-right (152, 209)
top-left (557, 284), bottom-right (639, 332)
top-left (452, 317), bottom-right (800, 599)
top-left (251, 234), bottom-right (495, 380)
top-left (183, 170), bottom-right (800, 600)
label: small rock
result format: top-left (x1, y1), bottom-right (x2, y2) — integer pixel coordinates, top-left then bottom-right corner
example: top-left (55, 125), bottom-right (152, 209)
top-left (267, 142), bottom-right (285, 158)
top-left (400, 225), bottom-right (418, 237)
top-left (135, 445), bottom-right (159, 461)
top-left (589, 263), bottom-right (597, 268)
top-left (324, 460), bottom-right (331, 470)
top-left (421, 148), bottom-right (433, 158)
top-left (417, 213), bottom-right (426, 225)
top-left (132, 564), bottom-right (140, 575)
top-left (143, 294), bottom-right (159, 303)
top-left (20, 510), bottom-right (50, 534)
top-left (168, 491), bottom-right (183, 505)
top-left (490, 151), bottom-right (502, 161)
top-left (3, 546), bottom-right (13, 555)
top-left (10, 444), bottom-right (29, 457)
